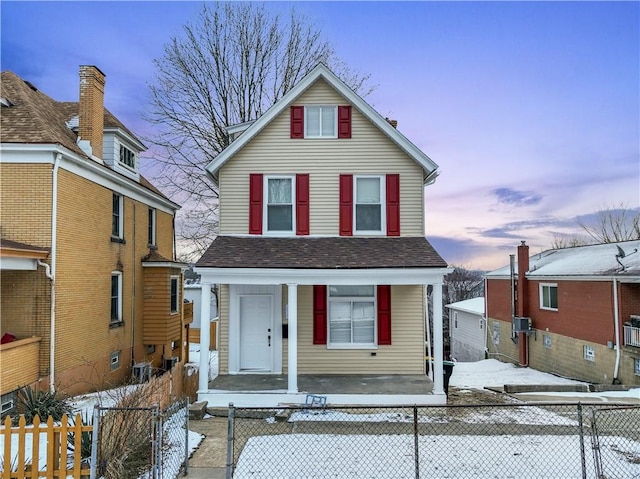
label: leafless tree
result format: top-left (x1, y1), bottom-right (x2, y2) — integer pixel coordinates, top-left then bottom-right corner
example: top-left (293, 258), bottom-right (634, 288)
top-left (549, 233), bottom-right (590, 250)
top-left (577, 203), bottom-right (640, 244)
top-left (145, 3), bottom-right (373, 259)
top-left (444, 266), bottom-right (485, 304)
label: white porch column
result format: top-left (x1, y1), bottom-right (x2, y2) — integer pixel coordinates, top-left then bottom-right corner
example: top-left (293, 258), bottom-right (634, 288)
top-left (198, 283), bottom-right (212, 392)
top-left (432, 282), bottom-right (445, 395)
top-left (287, 283), bottom-right (298, 393)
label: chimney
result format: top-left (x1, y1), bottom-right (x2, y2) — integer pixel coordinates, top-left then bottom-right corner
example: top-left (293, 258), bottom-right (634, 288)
top-left (78, 65), bottom-right (106, 159)
top-left (385, 118), bottom-right (398, 128)
top-left (516, 241), bottom-right (530, 317)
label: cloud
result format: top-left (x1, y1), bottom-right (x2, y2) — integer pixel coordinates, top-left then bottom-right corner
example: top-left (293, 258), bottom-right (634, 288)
top-left (472, 217), bottom-right (577, 239)
top-left (492, 187), bottom-right (542, 207)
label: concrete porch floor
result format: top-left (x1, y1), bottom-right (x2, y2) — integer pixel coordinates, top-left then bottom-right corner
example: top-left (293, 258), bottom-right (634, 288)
top-left (208, 374), bottom-right (433, 395)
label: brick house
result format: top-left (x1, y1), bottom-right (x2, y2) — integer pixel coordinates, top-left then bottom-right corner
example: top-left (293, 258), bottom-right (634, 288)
top-left (0, 66), bottom-right (190, 411)
top-left (194, 64), bottom-right (452, 406)
top-left (485, 240), bottom-right (640, 385)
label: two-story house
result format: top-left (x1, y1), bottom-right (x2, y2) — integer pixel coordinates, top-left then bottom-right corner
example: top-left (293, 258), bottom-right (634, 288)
top-left (485, 241), bottom-right (640, 385)
top-left (194, 64), bottom-right (452, 407)
top-left (0, 66), bottom-right (190, 412)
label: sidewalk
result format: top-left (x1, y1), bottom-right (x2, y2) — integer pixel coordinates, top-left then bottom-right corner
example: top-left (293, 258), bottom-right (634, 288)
top-left (188, 416), bottom-right (228, 478)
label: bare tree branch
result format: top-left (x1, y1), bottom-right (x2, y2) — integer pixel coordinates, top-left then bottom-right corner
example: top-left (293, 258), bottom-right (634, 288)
top-left (144, 3), bottom-right (373, 258)
top-left (577, 203), bottom-right (640, 244)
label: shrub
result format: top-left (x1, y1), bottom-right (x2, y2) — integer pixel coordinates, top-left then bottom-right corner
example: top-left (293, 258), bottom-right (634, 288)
top-left (14, 385), bottom-right (73, 425)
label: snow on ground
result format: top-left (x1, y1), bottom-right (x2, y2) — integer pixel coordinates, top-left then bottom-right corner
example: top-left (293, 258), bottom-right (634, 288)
top-left (187, 343), bottom-right (218, 380)
top-left (449, 359), bottom-right (640, 402)
top-left (233, 433), bottom-right (640, 478)
top-left (449, 359), bottom-right (585, 389)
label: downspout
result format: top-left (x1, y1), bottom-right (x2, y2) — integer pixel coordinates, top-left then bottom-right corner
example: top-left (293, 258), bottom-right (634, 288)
top-left (131, 203), bottom-right (136, 368)
top-left (612, 278), bottom-right (621, 384)
top-left (47, 153), bottom-right (61, 392)
top-left (509, 254), bottom-right (516, 339)
top-left (483, 277), bottom-right (488, 358)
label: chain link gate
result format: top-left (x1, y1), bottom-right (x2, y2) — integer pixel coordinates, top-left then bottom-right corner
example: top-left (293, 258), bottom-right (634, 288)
top-left (590, 405), bottom-right (640, 479)
top-left (89, 399), bottom-right (189, 479)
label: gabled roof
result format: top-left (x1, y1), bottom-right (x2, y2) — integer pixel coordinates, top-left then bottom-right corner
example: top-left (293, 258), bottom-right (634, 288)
top-left (0, 70), bottom-right (172, 204)
top-left (205, 64), bottom-right (439, 184)
top-left (446, 297), bottom-right (485, 315)
top-left (486, 240), bottom-right (640, 280)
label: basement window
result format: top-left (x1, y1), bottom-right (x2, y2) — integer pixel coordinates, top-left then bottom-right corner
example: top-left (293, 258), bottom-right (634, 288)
top-left (110, 351), bottom-right (121, 371)
top-left (543, 334), bottom-right (552, 349)
top-left (583, 345), bottom-right (595, 362)
top-left (634, 358), bottom-right (640, 376)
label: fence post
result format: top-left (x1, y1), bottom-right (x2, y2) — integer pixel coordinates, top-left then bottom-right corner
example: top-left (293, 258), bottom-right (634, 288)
top-left (226, 403), bottom-right (235, 479)
top-left (184, 398), bottom-right (189, 477)
top-left (577, 403), bottom-right (587, 479)
top-left (414, 405), bottom-right (420, 479)
top-left (89, 406), bottom-right (100, 479)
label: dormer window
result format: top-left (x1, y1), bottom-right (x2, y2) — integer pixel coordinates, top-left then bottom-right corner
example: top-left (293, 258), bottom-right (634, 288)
top-left (119, 145), bottom-right (136, 169)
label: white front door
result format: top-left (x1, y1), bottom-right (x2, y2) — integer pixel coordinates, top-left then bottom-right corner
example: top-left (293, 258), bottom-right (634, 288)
top-left (239, 294), bottom-right (273, 371)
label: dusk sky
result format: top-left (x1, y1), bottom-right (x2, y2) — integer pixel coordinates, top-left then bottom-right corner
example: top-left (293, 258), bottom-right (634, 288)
top-left (2, 1), bottom-right (638, 270)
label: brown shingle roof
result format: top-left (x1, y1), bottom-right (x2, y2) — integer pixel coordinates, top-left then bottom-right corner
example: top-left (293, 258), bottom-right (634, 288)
top-left (196, 236), bottom-right (448, 269)
top-left (1, 70), bottom-right (172, 203)
top-left (0, 238), bottom-right (50, 253)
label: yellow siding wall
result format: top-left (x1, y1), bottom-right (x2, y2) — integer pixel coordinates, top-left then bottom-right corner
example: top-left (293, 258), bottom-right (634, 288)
top-left (0, 338), bottom-right (41, 395)
top-left (143, 266), bottom-right (183, 344)
top-left (1, 162), bottom-right (176, 395)
top-left (0, 164), bottom-right (52, 246)
top-left (219, 79), bottom-right (425, 236)
top-left (296, 285), bottom-right (426, 374)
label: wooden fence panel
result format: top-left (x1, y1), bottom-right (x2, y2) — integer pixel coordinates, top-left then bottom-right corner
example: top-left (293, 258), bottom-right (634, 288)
top-left (0, 413), bottom-right (91, 479)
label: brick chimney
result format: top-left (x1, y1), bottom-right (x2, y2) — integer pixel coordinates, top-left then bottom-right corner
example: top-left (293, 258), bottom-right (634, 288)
top-left (516, 241), bottom-right (530, 317)
top-left (78, 65), bottom-right (106, 159)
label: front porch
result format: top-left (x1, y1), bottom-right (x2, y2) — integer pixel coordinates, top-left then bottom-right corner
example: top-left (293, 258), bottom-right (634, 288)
top-left (199, 373), bottom-right (440, 407)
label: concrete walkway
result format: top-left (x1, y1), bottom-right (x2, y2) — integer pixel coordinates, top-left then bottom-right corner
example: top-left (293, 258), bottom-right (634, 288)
top-left (188, 416), bottom-right (228, 478)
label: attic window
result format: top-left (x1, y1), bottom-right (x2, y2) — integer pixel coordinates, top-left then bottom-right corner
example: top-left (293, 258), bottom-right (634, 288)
top-left (119, 145), bottom-right (136, 169)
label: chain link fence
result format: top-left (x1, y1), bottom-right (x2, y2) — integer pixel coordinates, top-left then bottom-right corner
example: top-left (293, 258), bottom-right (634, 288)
top-left (90, 398), bottom-right (189, 479)
top-left (225, 402), bottom-right (640, 478)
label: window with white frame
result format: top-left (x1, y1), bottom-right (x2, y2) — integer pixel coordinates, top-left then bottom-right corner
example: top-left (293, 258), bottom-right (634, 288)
top-left (170, 276), bottom-right (179, 314)
top-left (112, 193), bottom-right (123, 239)
top-left (540, 283), bottom-right (558, 310)
top-left (119, 144), bottom-right (136, 169)
top-left (583, 345), bottom-right (595, 362)
top-left (148, 208), bottom-right (156, 246)
top-left (354, 176), bottom-right (385, 233)
top-left (110, 272), bottom-right (122, 324)
top-left (328, 285), bottom-right (376, 347)
top-left (265, 176), bottom-right (295, 233)
top-left (305, 106), bottom-right (337, 138)
top-left (635, 358), bottom-right (640, 376)
top-left (110, 351), bottom-right (121, 371)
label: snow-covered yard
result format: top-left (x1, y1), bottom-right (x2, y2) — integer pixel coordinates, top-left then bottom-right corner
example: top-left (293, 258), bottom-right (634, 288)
top-left (230, 359), bottom-right (640, 478)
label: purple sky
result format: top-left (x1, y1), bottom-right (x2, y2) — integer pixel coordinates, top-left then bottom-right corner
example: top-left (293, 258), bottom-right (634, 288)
top-left (2, 1), bottom-right (638, 270)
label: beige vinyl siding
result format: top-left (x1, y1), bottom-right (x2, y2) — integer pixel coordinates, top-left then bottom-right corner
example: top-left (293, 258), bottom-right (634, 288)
top-left (219, 79), bottom-right (425, 236)
top-left (218, 284), bottom-right (229, 374)
top-left (292, 285), bottom-right (425, 374)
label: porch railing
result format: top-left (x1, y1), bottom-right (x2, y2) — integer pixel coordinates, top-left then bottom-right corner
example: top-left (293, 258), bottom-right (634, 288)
top-left (623, 325), bottom-right (640, 348)
top-left (0, 337), bottom-right (41, 396)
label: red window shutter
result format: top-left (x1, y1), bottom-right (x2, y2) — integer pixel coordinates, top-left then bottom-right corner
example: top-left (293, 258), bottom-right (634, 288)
top-left (339, 174), bottom-right (353, 236)
top-left (377, 285), bottom-right (392, 345)
top-left (296, 174), bottom-right (310, 235)
top-left (386, 174), bottom-right (400, 236)
top-left (337, 105), bottom-right (352, 139)
top-left (249, 174), bottom-right (263, 234)
top-left (290, 106), bottom-right (304, 139)
top-left (313, 285), bottom-right (327, 345)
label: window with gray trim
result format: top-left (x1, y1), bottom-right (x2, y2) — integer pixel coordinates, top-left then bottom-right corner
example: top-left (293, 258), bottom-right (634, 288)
top-left (111, 272), bottom-right (122, 323)
top-left (112, 193), bottom-right (123, 238)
